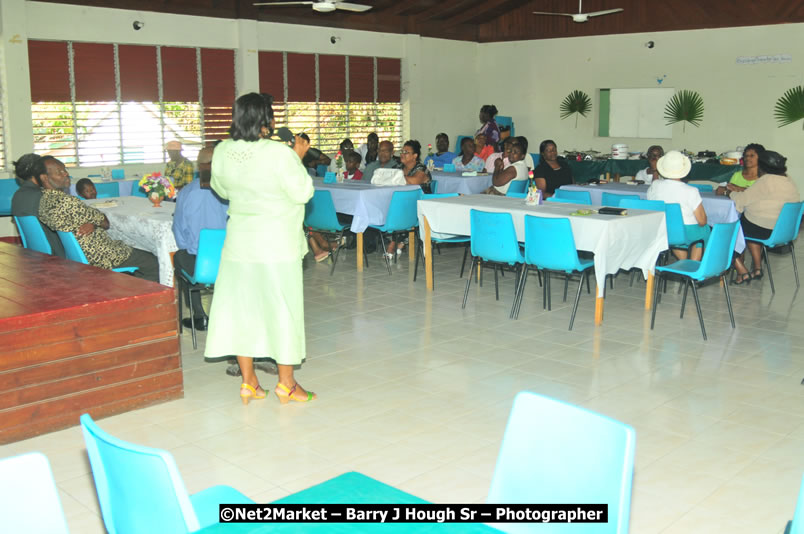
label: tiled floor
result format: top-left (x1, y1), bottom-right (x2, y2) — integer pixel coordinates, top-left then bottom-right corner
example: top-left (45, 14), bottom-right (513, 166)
top-left (4, 243), bottom-right (804, 533)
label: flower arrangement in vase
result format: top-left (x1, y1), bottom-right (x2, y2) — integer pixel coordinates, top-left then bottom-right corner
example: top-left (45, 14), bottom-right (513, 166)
top-left (335, 151), bottom-right (345, 182)
top-left (138, 172), bottom-right (176, 207)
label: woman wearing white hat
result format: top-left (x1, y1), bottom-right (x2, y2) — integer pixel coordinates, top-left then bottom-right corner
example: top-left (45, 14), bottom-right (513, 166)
top-left (647, 150), bottom-right (709, 261)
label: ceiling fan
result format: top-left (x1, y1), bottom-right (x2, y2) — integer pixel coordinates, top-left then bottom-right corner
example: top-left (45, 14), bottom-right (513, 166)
top-left (253, 1), bottom-right (372, 12)
top-left (533, 0), bottom-right (623, 23)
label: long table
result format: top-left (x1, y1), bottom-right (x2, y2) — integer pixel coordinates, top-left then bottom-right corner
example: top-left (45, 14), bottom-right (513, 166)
top-left (417, 195), bottom-right (668, 325)
top-left (566, 159), bottom-right (736, 184)
top-left (560, 183), bottom-right (745, 252)
top-left (87, 197), bottom-right (178, 286)
top-left (314, 181), bottom-right (422, 271)
top-left (430, 171), bottom-right (492, 195)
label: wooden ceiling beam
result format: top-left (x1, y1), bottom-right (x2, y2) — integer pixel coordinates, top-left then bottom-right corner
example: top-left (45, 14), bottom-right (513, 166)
top-left (441, 0), bottom-right (511, 28)
top-left (413, 0), bottom-right (478, 23)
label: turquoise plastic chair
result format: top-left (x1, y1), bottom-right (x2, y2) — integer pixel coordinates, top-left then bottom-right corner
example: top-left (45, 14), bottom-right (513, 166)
top-left (95, 181), bottom-right (120, 198)
top-left (506, 180), bottom-right (528, 195)
top-left (496, 115), bottom-right (514, 137)
top-left (462, 209), bottom-right (525, 318)
top-left (56, 231), bottom-right (139, 274)
top-left (0, 452), bottom-right (70, 533)
top-left (304, 190), bottom-right (351, 276)
top-left (131, 183), bottom-right (148, 197)
top-left (0, 178), bottom-right (19, 216)
top-left (14, 215), bottom-right (52, 254)
top-left (601, 192), bottom-right (640, 207)
top-left (80, 414), bottom-right (253, 534)
top-left (430, 180), bottom-right (438, 194)
top-left (316, 164), bottom-right (328, 177)
top-left (786, 474), bottom-right (804, 534)
top-left (368, 189), bottom-right (424, 274)
top-left (744, 201), bottom-right (804, 294)
top-left (530, 153), bottom-right (541, 167)
top-left (454, 135), bottom-right (473, 153)
top-left (488, 391), bottom-right (636, 534)
top-left (414, 193), bottom-right (470, 287)
top-left (177, 228), bottom-right (225, 349)
top-left (553, 189), bottom-right (592, 205)
top-left (688, 183), bottom-right (714, 193)
top-left (620, 198), bottom-right (665, 212)
top-left (507, 192), bottom-right (527, 199)
top-left (651, 221), bottom-right (740, 340)
top-left (515, 215), bottom-right (594, 329)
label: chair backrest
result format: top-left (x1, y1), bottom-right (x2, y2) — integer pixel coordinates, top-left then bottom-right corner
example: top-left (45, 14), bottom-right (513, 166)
top-left (316, 164), bottom-right (328, 177)
top-left (688, 183), bottom-right (714, 193)
top-left (496, 115), bottom-right (514, 136)
top-left (0, 178), bottom-right (20, 216)
top-left (487, 392), bottom-right (636, 534)
top-left (304, 190), bottom-right (344, 233)
top-left (553, 189), bottom-right (592, 205)
top-left (530, 153), bottom-right (540, 167)
top-left (0, 452), bottom-right (70, 533)
top-left (524, 215), bottom-right (585, 273)
top-left (430, 180), bottom-right (438, 194)
top-left (57, 231), bottom-right (90, 264)
top-left (506, 180), bottom-right (528, 195)
top-left (507, 192), bottom-right (527, 199)
top-left (131, 185), bottom-right (148, 198)
top-left (383, 189), bottom-right (423, 231)
top-left (546, 197), bottom-right (580, 204)
top-left (469, 209), bottom-right (523, 265)
top-left (619, 198), bottom-right (666, 212)
top-left (94, 181), bottom-right (121, 199)
top-left (601, 192), bottom-right (640, 207)
top-left (194, 229), bottom-right (226, 285)
top-left (789, 474), bottom-right (804, 534)
top-left (14, 215), bottom-right (53, 254)
top-left (454, 135), bottom-right (473, 153)
top-left (696, 221), bottom-right (740, 279)
top-left (796, 203), bottom-right (804, 239)
top-left (80, 414), bottom-right (200, 534)
top-left (765, 201), bottom-right (804, 247)
top-left (663, 203), bottom-right (689, 247)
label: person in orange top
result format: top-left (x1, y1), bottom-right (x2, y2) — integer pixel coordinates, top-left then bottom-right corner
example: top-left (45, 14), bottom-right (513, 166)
top-left (474, 133), bottom-right (494, 161)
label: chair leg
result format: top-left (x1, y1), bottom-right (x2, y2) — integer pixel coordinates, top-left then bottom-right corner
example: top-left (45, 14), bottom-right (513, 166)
top-left (547, 272), bottom-right (552, 311)
top-left (187, 286), bottom-right (198, 350)
top-left (176, 274), bottom-right (184, 334)
top-left (542, 270), bottom-right (548, 310)
top-left (510, 264), bottom-right (525, 319)
top-left (680, 279), bottom-right (689, 319)
top-left (650, 273), bottom-right (662, 330)
top-left (763, 245), bottom-right (775, 293)
top-left (792, 242), bottom-right (800, 288)
top-left (563, 275), bottom-right (569, 302)
top-left (514, 265), bottom-right (529, 319)
top-left (690, 281), bottom-right (707, 340)
top-left (378, 233), bottom-right (391, 275)
top-left (413, 239), bottom-right (423, 282)
top-left (723, 275), bottom-right (736, 328)
top-left (330, 234), bottom-right (343, 276)
top-left (568, 271), bottom-right (586, 331)
top-left (462, 257), bottom-right (477, 309)
top-left (538, 269), bottom-right (543, 287)
top-left (494, 266), bottom-right (500, 301)
top-left (459, 244), bottom-right (469, 278)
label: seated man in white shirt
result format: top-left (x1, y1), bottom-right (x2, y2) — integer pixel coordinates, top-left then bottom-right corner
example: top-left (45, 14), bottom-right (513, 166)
top-left (635, 145), bottom-right (664, 184)
top-left (646, 150), bottom-right (709, 261)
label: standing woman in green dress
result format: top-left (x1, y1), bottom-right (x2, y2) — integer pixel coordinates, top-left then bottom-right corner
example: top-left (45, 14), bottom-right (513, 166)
top-left (205, 93), bottom-right (317, 404)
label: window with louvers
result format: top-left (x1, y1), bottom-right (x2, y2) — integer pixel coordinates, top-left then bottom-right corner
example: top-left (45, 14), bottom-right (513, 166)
top-left (28, 40), bottom-right (235, 167)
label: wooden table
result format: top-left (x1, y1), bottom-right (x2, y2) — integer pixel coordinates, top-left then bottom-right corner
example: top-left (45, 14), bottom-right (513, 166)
top-left (417, 196), bottom-right (668, 325)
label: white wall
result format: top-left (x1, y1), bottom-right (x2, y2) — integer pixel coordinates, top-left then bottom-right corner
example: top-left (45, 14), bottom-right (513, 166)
top-left (477, 24), bottom-right (804, 187)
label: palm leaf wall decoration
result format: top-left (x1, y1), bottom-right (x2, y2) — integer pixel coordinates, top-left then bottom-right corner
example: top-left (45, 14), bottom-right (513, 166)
top-left (774, 86), bottom-right (804, 129)
top-left (560, 90), bottom-right (592, 127)
top-left (664, 90), bottom-right (704, 132)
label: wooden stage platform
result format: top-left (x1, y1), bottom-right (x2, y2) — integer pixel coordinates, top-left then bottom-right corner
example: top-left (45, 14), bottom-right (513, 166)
top-left (0, 242), bottom-right (182, 444)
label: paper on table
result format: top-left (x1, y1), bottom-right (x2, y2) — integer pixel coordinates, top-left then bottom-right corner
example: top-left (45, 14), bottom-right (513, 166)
top-left (91, 200), bottom-right (119, 208)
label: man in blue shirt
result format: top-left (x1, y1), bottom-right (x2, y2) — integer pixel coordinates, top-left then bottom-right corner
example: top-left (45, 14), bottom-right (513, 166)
top-left (423, 133), bottom-right (456, 168)
top-left (172, 146), bottom-right (228, 331)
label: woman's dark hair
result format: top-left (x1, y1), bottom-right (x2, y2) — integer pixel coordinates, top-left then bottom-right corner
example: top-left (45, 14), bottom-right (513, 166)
top-left (345, 151), bottom-right (362, 165)
top-left (339, 138), bottom-right (354, 151)
top-left (229, 92), bottom-right (274, 141)
top-left (460, 137), bottom-right (474, 150)
top-left (539, 139), bottom-right (557, 155)
top-left (743, 143), bottom-right (765, 157)
top-left (299, 132), bottom-right (311, 142)
top-left (404, 140), bottom-right (422, 161)
top-left (757, 150), bottom-right (787, 176)
top-left (480, 105), bottom-right (498, 119)
top-left (515, 136), bottom-right (529, 153)
top-left (12, 153), bottom-right (47, 184)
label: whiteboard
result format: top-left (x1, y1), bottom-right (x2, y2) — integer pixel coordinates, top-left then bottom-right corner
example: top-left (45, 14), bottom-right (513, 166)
top-left (609, 88), bottom-right (674, 139)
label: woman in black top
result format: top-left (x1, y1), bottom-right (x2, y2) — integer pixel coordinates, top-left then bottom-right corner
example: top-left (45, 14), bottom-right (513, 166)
top-left (532, 139), bottom-right (574, 198)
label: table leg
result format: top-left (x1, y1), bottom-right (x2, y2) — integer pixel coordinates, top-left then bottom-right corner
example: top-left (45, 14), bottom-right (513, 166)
top-left (645, 271), bottom-right (655, 310)
top-left (357, 232), bottom-right (364, 272)
top-left (595, 282), bottom-right (604, 325)
top-left (423, 216), bottom-right (433, 291)
top-left (408, 230), bottom-right (416, 263)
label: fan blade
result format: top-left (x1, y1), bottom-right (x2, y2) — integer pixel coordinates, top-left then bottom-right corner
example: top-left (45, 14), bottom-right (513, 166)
top-left (532, 11), bottom-right (573, 16)
top-left (335, 2), bottom-right (372, 11)
top-left (253, 1), bottom-right (313, 6)
top-left (586, 8), bottom-right (624, 17)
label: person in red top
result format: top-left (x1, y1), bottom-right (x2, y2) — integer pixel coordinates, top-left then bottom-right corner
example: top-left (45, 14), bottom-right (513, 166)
top-left (475, 133), bottom-right (494, 161)
top-left (345, 151), bottom-right (363, 180)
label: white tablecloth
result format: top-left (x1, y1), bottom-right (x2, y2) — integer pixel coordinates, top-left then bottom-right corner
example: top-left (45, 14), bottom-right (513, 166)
top-left (314, 180), bottom-right (421, 233)
top-left (430, 171), bottom-right (492, 195)
top-left (417, 195), bottom-right (668, 297)
top-left (560, 183), bottom-right (745, 252)
top-left (86, 197), bottom-right (177, 286)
